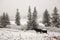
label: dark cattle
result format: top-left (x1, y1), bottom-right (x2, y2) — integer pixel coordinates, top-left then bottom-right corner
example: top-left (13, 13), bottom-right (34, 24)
top-left (34, 28), bottom-right (47, 33)
top-left (42, 30), bottom-right (47, 33)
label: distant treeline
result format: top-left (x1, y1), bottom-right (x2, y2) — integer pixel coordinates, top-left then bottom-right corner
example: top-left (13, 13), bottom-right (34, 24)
top-left (0, 6), bottom-right (60, 30)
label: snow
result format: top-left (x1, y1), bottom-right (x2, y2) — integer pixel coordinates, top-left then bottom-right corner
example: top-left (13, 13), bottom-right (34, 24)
top-left (10, 19), bottom-right (28, 25)
top-left (10, 21), bottom-right (15, 25)
top-left (39, 23), bottom-right (45, 27)
top-left (0, 28), bottom-right (60, 40)
top-left (2, 19), bottom-right (60, 40)
top-left (6, 24), bottom-right (27, 30)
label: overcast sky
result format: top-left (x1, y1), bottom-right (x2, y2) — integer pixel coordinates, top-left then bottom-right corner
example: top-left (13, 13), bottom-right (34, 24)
top-left (0, 0), bottom-right (60, 21)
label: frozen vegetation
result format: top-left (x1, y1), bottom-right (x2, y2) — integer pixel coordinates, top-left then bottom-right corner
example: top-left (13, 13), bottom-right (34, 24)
top-left (0, 28), bottom-right (60, 40)
top-left (0, 20), bottom-right (60, 40)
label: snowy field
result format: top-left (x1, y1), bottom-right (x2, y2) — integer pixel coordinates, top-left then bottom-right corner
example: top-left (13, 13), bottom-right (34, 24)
top-left (0, 28), bottom-right (60, 40)
top-left (0, 20), bottom-right (60, 40)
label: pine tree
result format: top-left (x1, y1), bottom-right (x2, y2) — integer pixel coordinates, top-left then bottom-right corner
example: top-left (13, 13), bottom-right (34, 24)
top-left (1, 12), bottom-right (7, 27)
top-left (27, 6), bottom-right (32, 30)
top-left (32, 7), bottom-right (38, 29)
top-left (0, 16), bottom-right (3, 28)
top-left (42, 9), bottom-right (50, 27)
top-left (51, 7), bottom-right (59, 27)
top-left (5, 13), bottom-right (10, 25)
top-left (15, 9), bottom-right (20, 25)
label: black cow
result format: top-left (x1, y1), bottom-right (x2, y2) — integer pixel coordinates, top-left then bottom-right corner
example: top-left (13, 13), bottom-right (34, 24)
top-left (34, 28), bottom-right (47, 33)
top-left (42, 29), bottom-right (47, 33)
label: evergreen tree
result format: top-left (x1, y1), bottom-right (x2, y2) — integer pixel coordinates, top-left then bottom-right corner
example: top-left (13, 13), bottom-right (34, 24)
top-left (27, 6), bottom-right (32, 30)
top-left (1, 12), bottom-right (7, 27)
top-left (32, 7), bottom-right (38, 29)
top-left (0, 16), bottom-right (3, 28)
top-left (51, 7), bottom-right (59, 27)
top-left (42, 9), bottom-right (50, 27)
top-left (15, 9), bottom-right (20, 25)
top-left (5, 13), bottom-right (10, 25)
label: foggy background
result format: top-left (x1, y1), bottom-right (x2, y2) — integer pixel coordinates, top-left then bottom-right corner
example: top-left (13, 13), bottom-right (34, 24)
top-left (0, 0), bottom-right (60, 21)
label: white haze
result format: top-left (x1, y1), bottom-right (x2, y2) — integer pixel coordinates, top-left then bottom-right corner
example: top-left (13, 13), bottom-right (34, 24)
top-left (0, 0), bottom-right (60, 21)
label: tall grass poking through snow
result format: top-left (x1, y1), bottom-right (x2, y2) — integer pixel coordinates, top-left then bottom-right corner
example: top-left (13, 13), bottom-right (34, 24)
top-left (0, 28), bottom-right (60, 40)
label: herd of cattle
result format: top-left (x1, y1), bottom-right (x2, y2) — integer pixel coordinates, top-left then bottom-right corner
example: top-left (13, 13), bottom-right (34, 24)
top-left (33, 28), bottom-right (47, 33)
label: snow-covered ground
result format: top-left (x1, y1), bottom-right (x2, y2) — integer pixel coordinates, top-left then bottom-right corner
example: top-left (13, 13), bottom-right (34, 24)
top-left (10, 20), bottom-right (60, 32)
top-left (1, 20), bottom-right (60, 40)
top-left (0, 28), bottom-right (60, 40)
top-left (10, 19), bottom-right (28, 25)
top-left (10, 19), bottom-right (41, 25)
